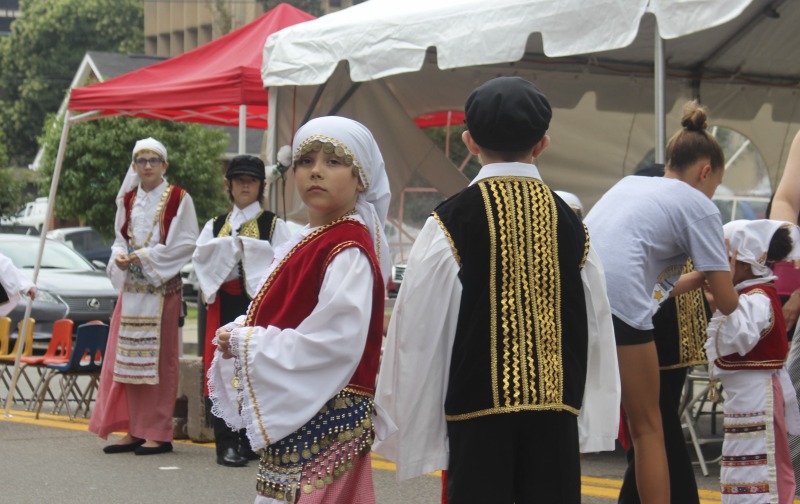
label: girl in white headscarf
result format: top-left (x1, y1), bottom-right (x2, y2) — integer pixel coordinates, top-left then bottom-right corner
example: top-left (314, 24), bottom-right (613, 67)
top-left (706, 219), bottom-right (800, 503)
top-left (209, 117), bottom-right (391, 504)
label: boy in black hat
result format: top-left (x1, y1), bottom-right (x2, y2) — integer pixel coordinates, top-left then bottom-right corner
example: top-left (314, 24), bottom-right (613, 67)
top-left (375, 76), bottom-right (620, 503)
top-left (192, 154), bottom-right (291, 467)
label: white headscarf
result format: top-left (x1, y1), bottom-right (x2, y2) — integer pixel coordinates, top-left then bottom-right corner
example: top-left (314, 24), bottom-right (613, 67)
top-left (115, 137), bottom-right (169, 203)
top-left (292, 116), bottom-right (391, 286)
top-left (723, 219), bottom-right (800, 278)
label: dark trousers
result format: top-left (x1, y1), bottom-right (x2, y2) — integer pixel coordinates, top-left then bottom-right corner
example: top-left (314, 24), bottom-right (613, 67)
top-left (618, 367), bottom-right (699, 504)
top-left (207, 286), bottom-right (253, 456)
top-left (446, 410), bottom-right (580, 504)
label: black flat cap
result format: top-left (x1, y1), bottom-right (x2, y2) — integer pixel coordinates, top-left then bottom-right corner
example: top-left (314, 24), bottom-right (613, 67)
top-left (464, 76), bottom-right (551, 152)
top-left (226, 154), bottom-right (265, 180)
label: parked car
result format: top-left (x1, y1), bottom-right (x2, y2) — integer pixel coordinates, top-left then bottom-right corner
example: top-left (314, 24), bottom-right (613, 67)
top-left (0, 234), bottom-right (117, 346)
top-left (47, 226), bottom-right (113, 266)
top-left (0, 197), bottom-right (49, 231)
top-left (0, 224), bottom-right (39, 236)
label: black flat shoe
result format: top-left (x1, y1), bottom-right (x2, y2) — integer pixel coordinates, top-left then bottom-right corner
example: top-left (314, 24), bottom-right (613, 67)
top-left (134, 442), bottom-right (173, 456)
top-left (239, 446), bottom-right (260, 461)
top-left (103, 439), bottom-right (144, 454)
top-left (217, 447), bottom-right (248, 467)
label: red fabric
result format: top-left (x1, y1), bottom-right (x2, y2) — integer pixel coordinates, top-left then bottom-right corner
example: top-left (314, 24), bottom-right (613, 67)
top-left (89, 288), bottom-right (181, 442)
top-left (774, 261), bottom-right (800, 297)
top-left (67, 5), bottom-right (315, 128)
top-left (414, 111), bottom-right (465, 129)
top-left (441, 470), bottom-right (448, 504)
top-left (202, 279), bottom-right (243, 397)
top-left (295, 452), bottom-right (376, 504)
top-left (120, 186), bottom-right (186, 245)
top-left (246, 219), bottom-right (385, 393)
top-left (618, 404), bottom-right (631, 451)
top-left (715, 284), bottom-right (788, 371)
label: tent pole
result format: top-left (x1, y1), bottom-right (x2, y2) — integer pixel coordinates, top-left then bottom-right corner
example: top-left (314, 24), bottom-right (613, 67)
top-left (654, 25), bottom-right (666, 164)
top-left (4, 111), bottom-right (73, 417)
top-left (266, 89), bottom-right (279, 213)
top-left (239, 105), bottom-right (247, 154)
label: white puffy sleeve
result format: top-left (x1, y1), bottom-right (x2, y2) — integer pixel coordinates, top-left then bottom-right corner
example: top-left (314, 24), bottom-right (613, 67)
top-left (373, 217), bottom-right (461, 480)
top-left (208, 247), bottom-right (374, 451)
top-left (706, 290), bottom-right (773, 359)
top-left (192, 218), bottom-right (239, 304)
top-left (137, 193), bottom-right (199, 286)
top-left (578, 246), bottom-right (621, 453)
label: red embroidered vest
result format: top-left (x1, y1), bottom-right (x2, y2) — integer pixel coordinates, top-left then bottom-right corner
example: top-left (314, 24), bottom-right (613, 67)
top-left (715, 283), bottom-right (788, 370)
top-left (120, 184), bottom-right (186, 245)
top-left (245, 219), bottom-right (385, 395)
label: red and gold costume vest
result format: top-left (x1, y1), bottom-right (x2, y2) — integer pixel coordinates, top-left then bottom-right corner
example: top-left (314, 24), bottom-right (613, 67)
top-left (715, 283), bottom-right (788, 371)
top-left (120, 184), bottom-right (187, 245)
top-left (245, 218), bottom-right (385, 395)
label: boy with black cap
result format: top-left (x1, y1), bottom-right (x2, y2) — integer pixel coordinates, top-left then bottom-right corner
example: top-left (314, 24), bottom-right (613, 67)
top-left (192, 154), bottom-right (291, 467)
top-left (374, 76), bottom-right (620, 503)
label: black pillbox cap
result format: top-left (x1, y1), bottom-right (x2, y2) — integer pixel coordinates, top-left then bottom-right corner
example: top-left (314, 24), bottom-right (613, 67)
top-left (464, 76), bottom-right (552, 152)
top-left (226, 154), bottom-right (265, 180)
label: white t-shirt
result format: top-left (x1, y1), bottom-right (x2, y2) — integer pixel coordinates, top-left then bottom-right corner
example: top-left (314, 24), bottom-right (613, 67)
top-left (585, 176), bottom-right (729, 330)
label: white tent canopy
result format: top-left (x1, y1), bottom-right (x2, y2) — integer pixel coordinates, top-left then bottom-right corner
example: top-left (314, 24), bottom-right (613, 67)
top-left (261, 0), bottom-right (800, 212)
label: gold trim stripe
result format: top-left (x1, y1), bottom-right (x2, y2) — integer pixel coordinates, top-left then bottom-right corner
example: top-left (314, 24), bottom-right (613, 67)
top-left (446, 403), bottom-right (580, 421)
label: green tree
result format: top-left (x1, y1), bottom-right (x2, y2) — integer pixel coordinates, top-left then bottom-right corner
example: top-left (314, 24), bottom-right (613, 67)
top-left (0, 0), bottom-right (143, 165)
top-left (258, 0), bottom-right (324, 17)
top-left (0, 167), bottom-right (38, 217)
top-left (39, 116), bottom-right (230, 239)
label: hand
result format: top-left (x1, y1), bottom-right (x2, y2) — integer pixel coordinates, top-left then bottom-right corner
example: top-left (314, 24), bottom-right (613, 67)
top-left (783, 293), bottom-right (800, 331)
top-left (217, 329), bottom-right (235, 359)
top-left (114, 253), bottom-right (132, 270)
top-left (26, 286), bottom-right (37, 300)
top-left (128, 253), bottom-right (142, 266)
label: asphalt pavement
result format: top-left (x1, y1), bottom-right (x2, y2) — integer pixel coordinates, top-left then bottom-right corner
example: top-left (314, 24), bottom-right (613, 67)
top-left (0, 308), bottom-right (755, 503)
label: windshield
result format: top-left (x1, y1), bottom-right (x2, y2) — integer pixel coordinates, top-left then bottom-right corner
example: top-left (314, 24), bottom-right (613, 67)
top-left (0, 239), bottom-right (94, 270)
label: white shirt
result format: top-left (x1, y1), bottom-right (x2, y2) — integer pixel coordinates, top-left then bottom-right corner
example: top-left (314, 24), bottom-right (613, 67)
top-left (208, 216), bottom-right (376, 452)
top-left (193, 203), bottom-right (292, 302)
top-left (585, 176), bottom-right (729, 330)
top-left (108, 180), bottom-right (199, 290)
top-left (373, 162), bottom-right (621, 481)
top-left (0, 252), bottom-right (35, 317)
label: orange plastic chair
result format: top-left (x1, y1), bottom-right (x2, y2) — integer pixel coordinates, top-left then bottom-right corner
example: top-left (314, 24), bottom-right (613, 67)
top-left (22, 319), bottom-right (74, 410)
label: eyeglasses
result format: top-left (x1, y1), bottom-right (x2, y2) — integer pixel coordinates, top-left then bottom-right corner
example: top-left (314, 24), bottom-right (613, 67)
top-left (134, 157), bottom-right (164, 168)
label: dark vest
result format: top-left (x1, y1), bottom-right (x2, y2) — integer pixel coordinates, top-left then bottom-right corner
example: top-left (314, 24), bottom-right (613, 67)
top-left (435, 176), bottom-right (589, 421)
top-left (653, 259), bottom-right (711, 370)
top-left (715, 284), bottom-right (788, 371)
top-left (211, 209), bottom-right (277, 241)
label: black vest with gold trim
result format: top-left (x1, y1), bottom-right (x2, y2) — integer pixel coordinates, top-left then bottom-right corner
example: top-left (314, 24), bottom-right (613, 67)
top-left (434, 176), bottom-right (590, 421)
top-left (211, 209), bottom-right (277, 241)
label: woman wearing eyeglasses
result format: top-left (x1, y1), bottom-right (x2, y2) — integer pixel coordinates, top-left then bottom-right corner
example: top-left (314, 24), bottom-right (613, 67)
top-left (89, 137), bottom-right (199, 456)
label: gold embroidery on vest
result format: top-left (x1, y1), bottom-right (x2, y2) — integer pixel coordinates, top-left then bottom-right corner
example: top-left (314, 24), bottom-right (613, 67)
top-left (432, 212), bottom-right (462, 267)
top-left (218, 211), bottom-right (266, 239)
top-left (481, 177), bottom-right (563, 411)
top-left (479, 184), bottom-right (500, 408)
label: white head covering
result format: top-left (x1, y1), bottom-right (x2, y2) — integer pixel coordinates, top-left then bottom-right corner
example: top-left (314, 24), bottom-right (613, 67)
top-left (292, 116), bottom-right (391, 286)
top-left (723, 219), bottom-right (800, 278)
top-left (554, 190), bottom-right (584, 218)
top-left (115, 137), bottom-right (169, 203)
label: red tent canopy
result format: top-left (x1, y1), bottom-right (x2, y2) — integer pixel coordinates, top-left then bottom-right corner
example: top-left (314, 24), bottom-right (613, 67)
top-left (68, 3), bottom-right (315, 128)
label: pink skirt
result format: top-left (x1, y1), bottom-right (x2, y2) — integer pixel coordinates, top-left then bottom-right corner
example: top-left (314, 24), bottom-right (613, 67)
top-left (88, 289), bottom-right (181, 442)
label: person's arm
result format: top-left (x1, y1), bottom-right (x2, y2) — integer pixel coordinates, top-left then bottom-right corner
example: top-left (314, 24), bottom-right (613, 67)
top-left (771, 130), bottom-right (800, 224)
top-left (192, 218), bottom-right (240, 304)
top-left (670, 270), bottom-right (705, 298)
top-left (135, 193), bottom-right (200, 285)
top-left (209, 248), bottom-right (374, 450)
top-left (373, 216), bottom-right (461, 480)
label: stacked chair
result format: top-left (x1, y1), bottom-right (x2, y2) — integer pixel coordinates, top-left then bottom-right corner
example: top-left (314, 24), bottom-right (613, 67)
top-left (34, 321), bottom-right (109, 421)
top-left (21, 319), bottom-right (74, 411)
top-left (0, 318), bottom-right (36, 406)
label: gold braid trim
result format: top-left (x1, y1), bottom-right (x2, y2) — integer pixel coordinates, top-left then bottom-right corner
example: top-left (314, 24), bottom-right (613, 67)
top-left (446, 402), bottom-right (580, 421)
top-left (432, 212), bottom-right (461, 267)
top-left (293, 135), bottom-right (369, 190)
top-left (242, 326), bottom-right (271, 446)
top-left (478, 177), bottom-right (563, 410)
top-left (670, 259), bottom-right (709, 369)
